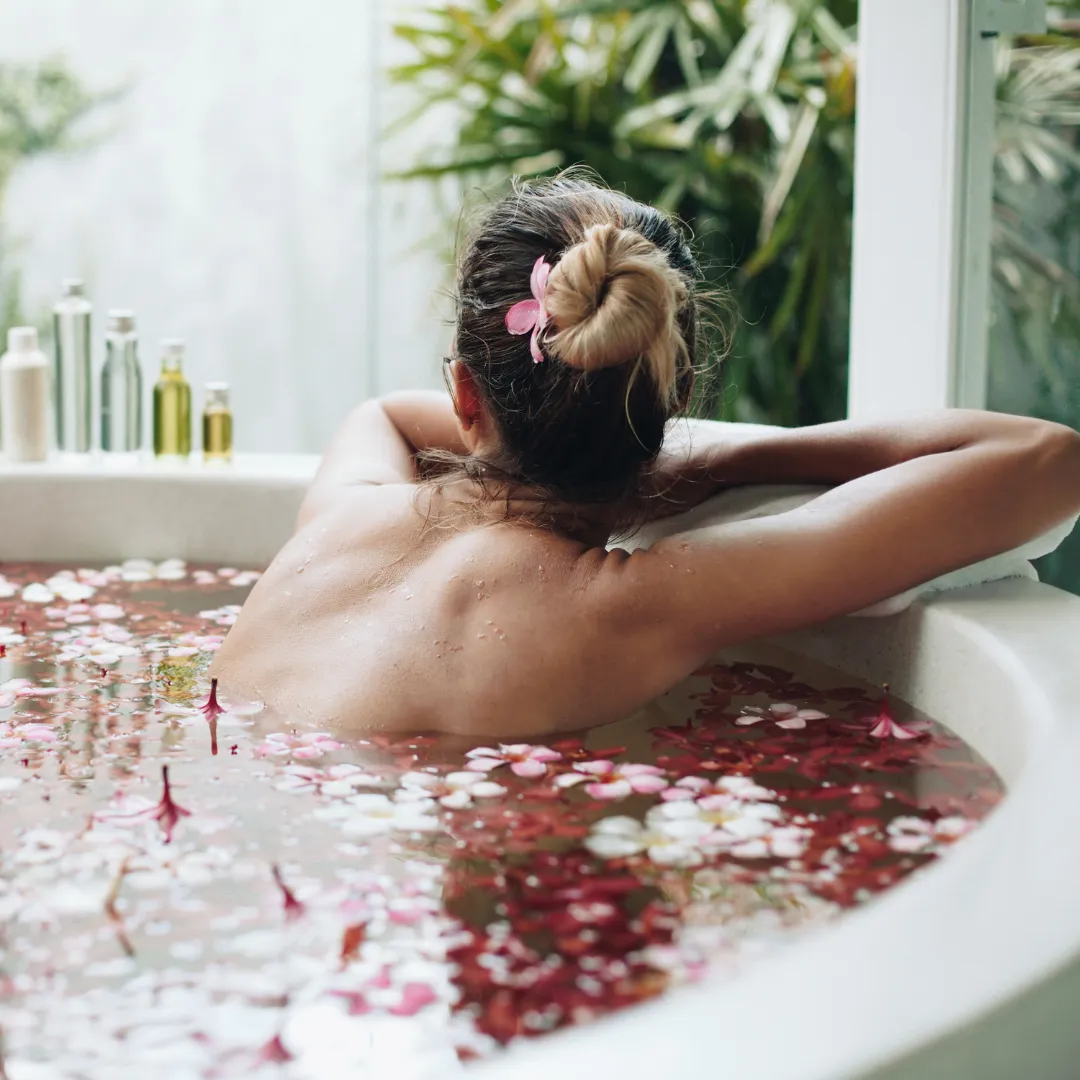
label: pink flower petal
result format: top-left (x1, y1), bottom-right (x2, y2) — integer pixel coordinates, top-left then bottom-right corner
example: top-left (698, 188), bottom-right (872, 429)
top-left (620, 764), bottom-right (664, 778)
top-left (675, 777), bottom-right (710, 792)
top-left (797, 709), bottom-right (828, 720)
top-left (869, 716), bottom-right (920, 739)
top-left (528, 747), bottom-right (562, 763)
top-left (466, 747), bottom-right (501, 759)
top-left (529, 326), bottom-right (545, 365)
top-left (574, 760), bottom-right (614, 776)
top-left (530, 256), bottom-right (550, 303)
top-left (389, 982), bottom-right (438, 1017)
top-left (734, 715), bottom-right (766, 726)
top-left (466, 757), bottom-right (505, 773)
top-left (511, 758), bottom-right (546, 778)
top-left (697, 793), bottom-right (735, 812)
top-left (555, 773), bottom-right (587, 789)
top-left (629, 775), bottom-right (669, 794)
top-left (769, 703), bottom-right (799, 717)
top-left (660, 787), bottom-right (695, 801)
top-left (505, 299), bottom-right (540, 335)
top-left (585, 779), bottom-right (633, 801)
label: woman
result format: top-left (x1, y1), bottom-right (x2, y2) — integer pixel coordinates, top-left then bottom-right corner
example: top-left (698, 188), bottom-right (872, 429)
top-left (212, 176), bottom-right (1080, 734)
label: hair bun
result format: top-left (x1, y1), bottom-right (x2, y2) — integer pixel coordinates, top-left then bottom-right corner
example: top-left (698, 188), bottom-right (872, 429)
top-left (543, 222), bottom-right (689, 400)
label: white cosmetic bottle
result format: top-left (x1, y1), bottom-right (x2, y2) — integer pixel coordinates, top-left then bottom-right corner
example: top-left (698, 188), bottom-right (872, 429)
top-left (0, 326), bottom-right (50, 463)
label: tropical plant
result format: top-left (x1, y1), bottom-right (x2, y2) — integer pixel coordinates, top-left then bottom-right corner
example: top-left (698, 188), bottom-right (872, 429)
top-left (989, 23), bottom-right (1080, 593)
top-left (391, 0), bottom-right (857, 426)
top-left (390, 1), bottom-right (1080, 417)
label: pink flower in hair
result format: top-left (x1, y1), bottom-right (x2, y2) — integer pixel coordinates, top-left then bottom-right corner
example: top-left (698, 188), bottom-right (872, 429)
top-left (505, 256), bottom-right (552, 364)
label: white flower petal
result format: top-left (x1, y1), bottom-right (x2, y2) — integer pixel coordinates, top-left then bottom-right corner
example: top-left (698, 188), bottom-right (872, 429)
top-left (647, 841), bottom-right (702, 867)
top-left (591, 815), bottom-right (644, 837)
top-left (585, 833), bottom-right (644, 860)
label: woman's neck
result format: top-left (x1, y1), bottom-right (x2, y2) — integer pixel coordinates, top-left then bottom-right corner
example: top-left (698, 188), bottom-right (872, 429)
top-left (431, 474), bottom-right (621, 549)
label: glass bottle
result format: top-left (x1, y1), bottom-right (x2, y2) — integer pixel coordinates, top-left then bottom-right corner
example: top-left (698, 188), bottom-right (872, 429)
top-left (52, 279), bottom-right (93, 453)
top-left (100, 310), bottom-right (142, 453)
top-left (202, 382), bottom-right (233, 462)
top-left (153, 339), bottom-right (192, 457)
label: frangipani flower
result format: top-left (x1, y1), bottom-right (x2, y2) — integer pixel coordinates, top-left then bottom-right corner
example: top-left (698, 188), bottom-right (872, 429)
top-left (465, 743), bottom-right (561, 778)
top-left (735, 703), bottom-right (828, 730)
top-left (341, 793), bottom-right (440, 838)
top-left (556, 760), bottom-right (668, 800)
top-left (0, 721), bottom-right (59, 745)
top-left (886, 814), bottom-right (974, 853)
top-left (858, 686), bottom-right (928, 740)
top-left (647, 798), bottom-right (810, 860)
top-left (584, 805), bottom-right (712, 866)
top-left (397, 769), bottom-right (507, 809)
top-left (662, 774), bottom-right (776, 803)
top-left (504, 256), bottom-right (552, 364)
top-left (255, 731), bottom-right (342, 760)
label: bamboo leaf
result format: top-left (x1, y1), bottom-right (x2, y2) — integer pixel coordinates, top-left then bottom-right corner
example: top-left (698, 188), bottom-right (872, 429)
top-left (673, 14), bottom-right (704, 88)
top-left (748, 2), bottom-right (796, 96)
top-left (624, 9), bottom-right (679, 92)
top-left (759, 99), bottom-right (819, 245)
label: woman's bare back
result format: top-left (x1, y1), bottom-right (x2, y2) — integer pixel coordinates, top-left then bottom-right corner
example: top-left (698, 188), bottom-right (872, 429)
top-left (212, 483), bottom-right (663, 736)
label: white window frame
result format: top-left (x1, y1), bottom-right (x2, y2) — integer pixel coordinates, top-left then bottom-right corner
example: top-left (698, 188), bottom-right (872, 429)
top-left (847, 0), bottom-right (1045, 419)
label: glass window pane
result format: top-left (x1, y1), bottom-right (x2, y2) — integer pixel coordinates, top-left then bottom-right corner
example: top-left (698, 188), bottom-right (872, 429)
top-left (987, 9), bottom-right (1080, 595)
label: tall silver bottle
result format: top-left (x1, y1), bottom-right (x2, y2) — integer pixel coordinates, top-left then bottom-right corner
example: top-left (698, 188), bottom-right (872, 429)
top-left (100, 310), bottom-right (143, 452)
top-left (52, 279), bottom-right (93, 452)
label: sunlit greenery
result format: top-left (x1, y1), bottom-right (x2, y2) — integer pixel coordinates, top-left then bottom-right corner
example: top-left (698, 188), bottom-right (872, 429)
top-left (390, 1), bottom-right (1080, 426)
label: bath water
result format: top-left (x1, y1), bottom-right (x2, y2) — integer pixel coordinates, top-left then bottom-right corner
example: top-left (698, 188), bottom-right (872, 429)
top-left (0, 561), bottom-right (1002, 1077)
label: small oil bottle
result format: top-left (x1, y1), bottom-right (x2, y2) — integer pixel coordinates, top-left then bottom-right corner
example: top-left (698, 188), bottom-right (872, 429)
top-left (202, 382), bottom-right (233, 462)
top-left (153, 339), bottom-right (192, 457)
top-left (100, 310), bottom-right (143, 453)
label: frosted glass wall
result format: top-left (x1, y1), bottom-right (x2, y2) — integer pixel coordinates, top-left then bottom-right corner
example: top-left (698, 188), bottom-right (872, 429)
top-left (0, 0), bottom-right (451, 453)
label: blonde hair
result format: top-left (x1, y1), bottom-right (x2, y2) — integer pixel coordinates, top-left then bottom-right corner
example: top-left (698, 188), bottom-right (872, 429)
top-left (434, 173), bottom-right (719, 518)
top-left (544, 222), bottom-right (690, 404)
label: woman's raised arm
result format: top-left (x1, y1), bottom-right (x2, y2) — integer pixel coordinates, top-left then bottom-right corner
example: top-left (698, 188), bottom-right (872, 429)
top-left (298, 391), bottom-right (464, 527)
top-left (592, 410), bottom-right (1080, 693)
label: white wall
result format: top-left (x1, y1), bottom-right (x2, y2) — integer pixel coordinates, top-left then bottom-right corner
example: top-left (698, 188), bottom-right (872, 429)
top-left (1, 0), bottom-right (451, 453)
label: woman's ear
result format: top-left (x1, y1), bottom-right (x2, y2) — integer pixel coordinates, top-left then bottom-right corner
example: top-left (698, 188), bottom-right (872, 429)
top-left (450, 360), bottom-right (485, 433)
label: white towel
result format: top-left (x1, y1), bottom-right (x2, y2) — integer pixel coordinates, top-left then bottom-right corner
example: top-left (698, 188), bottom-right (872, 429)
top-left (620, 484), bottom-right (1078, 617)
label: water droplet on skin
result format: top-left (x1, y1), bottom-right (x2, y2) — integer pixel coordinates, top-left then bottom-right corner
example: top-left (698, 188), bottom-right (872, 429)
top-left (477, 633), bottom-right (487, 639)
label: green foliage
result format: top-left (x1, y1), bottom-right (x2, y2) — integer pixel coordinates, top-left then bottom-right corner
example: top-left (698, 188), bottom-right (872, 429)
top-left (988, 30), bottom-right (1080, 593)
top-left (390, 0), bottom-right (857, 425)
top-left (390, 0), bottom-right (1080, 439)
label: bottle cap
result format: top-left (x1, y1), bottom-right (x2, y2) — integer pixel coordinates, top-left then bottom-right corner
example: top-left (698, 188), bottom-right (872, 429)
top-left (204, 381), bottom-right (231, 408)
top-left (161, 338), bottom-right (185, 370)
top-left (7, 326), bottom-right (38, 353)
top-left (107, 309), bottom-right (136, 334)
top-left (61, 279), bottom-right (85, 298)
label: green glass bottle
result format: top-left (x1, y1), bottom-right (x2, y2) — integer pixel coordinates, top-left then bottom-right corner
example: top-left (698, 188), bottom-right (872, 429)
top-left (153, 339), bottom-right (192, 457)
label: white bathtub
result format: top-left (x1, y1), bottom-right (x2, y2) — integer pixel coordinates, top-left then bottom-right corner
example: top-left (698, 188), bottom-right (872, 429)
top-left (3, 455), bottom-right (1080, 1080)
